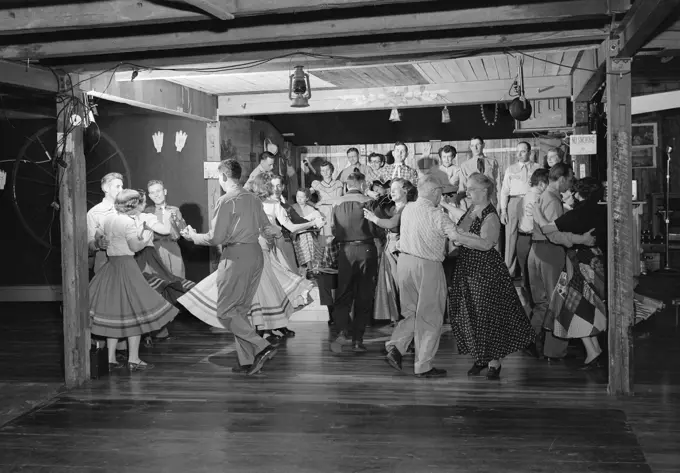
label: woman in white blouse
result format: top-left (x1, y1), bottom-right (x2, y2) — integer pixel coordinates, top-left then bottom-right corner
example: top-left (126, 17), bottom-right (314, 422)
top-left (89, 189), bottom-right (179, 371)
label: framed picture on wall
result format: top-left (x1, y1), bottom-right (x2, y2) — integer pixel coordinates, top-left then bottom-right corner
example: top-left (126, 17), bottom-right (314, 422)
top-left (632, 146), bottom-right (656, 168)
top-left (632, 122), bottom-right (657, 146)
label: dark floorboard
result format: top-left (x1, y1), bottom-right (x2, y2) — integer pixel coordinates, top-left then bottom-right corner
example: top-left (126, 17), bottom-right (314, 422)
top-left (0, 272), bottom-right (678, 472)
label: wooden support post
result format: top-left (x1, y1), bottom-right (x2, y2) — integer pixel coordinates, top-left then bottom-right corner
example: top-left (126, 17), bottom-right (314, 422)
top-left (57, 79), bottom-right (90, 388)
top-left (572, 101), bottom-right (592, 178)
top-left (606, 52), bottom-right (634, 396)
top-left (206, 121), bottom-right (221, 273)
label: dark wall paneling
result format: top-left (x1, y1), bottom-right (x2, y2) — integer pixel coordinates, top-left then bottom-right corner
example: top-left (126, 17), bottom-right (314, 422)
top-left (97, 114), bottom-right (211, 283)
top-left (0, 119), bottom-right (62, 285)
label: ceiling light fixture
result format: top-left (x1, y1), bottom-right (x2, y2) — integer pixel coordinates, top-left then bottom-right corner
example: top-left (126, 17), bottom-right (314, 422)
top-left (289, 66), bottom-right (311, 108)
top-left (389, 108), bottom-right (401, 122)
top-left (441, 106), bottom-right (451, 124)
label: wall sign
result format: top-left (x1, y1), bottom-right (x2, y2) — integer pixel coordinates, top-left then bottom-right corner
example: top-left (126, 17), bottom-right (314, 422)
top-left (570, 134), bottom-right (597, 155)
top-left (204, 161), bottom-right (221, 179)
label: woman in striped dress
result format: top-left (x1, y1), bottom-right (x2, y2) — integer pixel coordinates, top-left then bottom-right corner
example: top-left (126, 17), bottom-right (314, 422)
top-left (89, 189), bottom-right (179, 371)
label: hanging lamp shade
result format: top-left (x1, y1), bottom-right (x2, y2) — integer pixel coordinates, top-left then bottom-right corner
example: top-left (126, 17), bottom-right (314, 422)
top-left (289, 66), bottom-right (311, 108)
top-left (441, 106), bottom-right (451, 124)
top-left (509, 97), bottom-right (532, 121)
top-left (389, 108), bottom-right (401, 122)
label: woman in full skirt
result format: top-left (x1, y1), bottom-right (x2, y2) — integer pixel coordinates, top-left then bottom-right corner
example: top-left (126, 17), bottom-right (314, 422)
top-left (363, 178), bottom-right (417, 324)
top-left (90, 189), bottom-right (178, 371)
top-left (178, 238), bottom-right (312, 339)
top-left (447, 174), bottom-right (534, 380)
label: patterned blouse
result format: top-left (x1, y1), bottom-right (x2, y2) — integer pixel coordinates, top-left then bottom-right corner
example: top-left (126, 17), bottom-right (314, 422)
top-left (311, 179), bottom-right (344, 202)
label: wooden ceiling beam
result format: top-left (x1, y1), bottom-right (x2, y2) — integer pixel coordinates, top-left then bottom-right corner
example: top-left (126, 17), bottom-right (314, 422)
top-left (0, 2), bottom-right (615, 60)
top-left (177, 0), bottom-right (235, 20)
top-left (617, 0), bottom-right (680, 57)
top-left (573, 0), bottom-right (680, 102)
top-left (217, 75), bottom-right (572, 116)
top-left (61, 27), bottom-right (608, 72)
top-left (80, 73), bottom-right (218, 121)
top-left (120, 45), bottom-right (598, 82)
top-left (0, 59), bottom-right (59, 93)
top-left (0, 0), bottom-right (438, 34)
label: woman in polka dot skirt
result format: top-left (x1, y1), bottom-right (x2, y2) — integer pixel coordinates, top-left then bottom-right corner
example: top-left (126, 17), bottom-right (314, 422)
top-left (447, 173), bottom-right (535, 380)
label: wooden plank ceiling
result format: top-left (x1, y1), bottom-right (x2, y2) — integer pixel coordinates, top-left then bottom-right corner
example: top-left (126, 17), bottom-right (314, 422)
top-left (5, 0), bottom-right (680, 116)
top-left (166, 50), bottom-right (586, 95)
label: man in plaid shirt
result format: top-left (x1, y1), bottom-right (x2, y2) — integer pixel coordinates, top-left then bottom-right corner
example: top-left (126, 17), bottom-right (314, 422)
top-left (379, 142), bottom-right (418, 184)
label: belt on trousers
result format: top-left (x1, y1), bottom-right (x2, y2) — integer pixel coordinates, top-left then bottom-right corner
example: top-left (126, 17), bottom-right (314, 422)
top-left (338, 239), bottom-right (374, 246)
top-left (518, 231), bottom-right (532, 236)
top-left (532, 239), bottom-right (551, 244)
top-left (509, 195), bottom-right (524, 198)
top-left (224, 241), bottom-right (253, 247)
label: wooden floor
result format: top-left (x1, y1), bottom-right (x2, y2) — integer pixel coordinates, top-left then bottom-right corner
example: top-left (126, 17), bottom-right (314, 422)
top-left (1, 274), bottom-right (679, 473)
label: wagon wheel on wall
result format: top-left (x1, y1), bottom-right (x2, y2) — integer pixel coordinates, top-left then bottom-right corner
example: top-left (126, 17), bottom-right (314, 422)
top-left (11, 125), bottom-right (131, 249)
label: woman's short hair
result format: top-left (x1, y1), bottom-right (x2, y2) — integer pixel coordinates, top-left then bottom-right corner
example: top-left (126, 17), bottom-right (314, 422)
top-left (115, 189), bottom-right (144, 214)
top-left (368, 152), bottom-right (385, 166)
top-left (467, 172), bottom-right (495, 194)
top-left (319, 161), bottom-right (335, 174)
top-left (247, 172), bottom-right (274, 200)
top-left (392, 177), bottom-right (418, 202)
top-left (573, 177), bottom-right (604, 202)
top-left (296, 187), bottom-right (312, 200)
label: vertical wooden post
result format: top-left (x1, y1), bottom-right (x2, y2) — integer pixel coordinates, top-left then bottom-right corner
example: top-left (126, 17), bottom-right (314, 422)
top-left (572, 101), bottom-right (592, 178)
top-left (206, 120), bottom-right (221, 273)
top-left (606, 51), bottom-right (634, 396)
top-left (57, 78), bottom-right (90, 388)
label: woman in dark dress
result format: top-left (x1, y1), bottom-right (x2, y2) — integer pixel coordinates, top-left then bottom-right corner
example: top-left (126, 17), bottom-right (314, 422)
top-left (448, 173), bottom-right (535, 380)
top-left (363, 178), bottom-right (417, 324)
top-left (532, 177), bottom-right (606, 369)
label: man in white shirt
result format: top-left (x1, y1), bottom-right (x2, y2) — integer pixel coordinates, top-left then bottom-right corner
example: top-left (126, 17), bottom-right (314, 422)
top-left (456, 136), bottom-right (501, 206)
top-left (516, 168), bottom-right (549, 314)
top-left (87, 172), bottom-right (124, 273)
top-left (336, 147), bottom-right (368, 183)
top-left (499, 141), bottom-right (541, 276)
top-left (385, 176), bottom-right (458, 378)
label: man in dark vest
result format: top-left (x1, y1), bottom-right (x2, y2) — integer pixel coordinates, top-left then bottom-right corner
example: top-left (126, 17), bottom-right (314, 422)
top-left (329, 172), bottom-right (379, 353)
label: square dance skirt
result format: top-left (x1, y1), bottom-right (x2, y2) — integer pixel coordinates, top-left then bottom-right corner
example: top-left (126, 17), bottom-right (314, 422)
top-left (178, 250), bottom-right (312, 330)
top-left (89, 255), bottom-right (179, 338)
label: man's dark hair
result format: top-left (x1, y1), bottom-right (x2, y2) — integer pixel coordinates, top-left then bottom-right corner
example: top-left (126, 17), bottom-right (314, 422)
top-left (218, 159), bottom-right (242, 180)
top-left (548, 162), bottom-right (572, 182)
top-left (259, 151), bottom-right (275, 162)
top-left (438, 145), bottom-right (457, 157)
top-left (471, 136), bottom-right (485, 145)
top-left (346, 147), bottom-right (359, 156)
top-left (573, 177), bottom-right (604, 202)
top-left (529, 168), bottom-right (549, 187)
top-left (517, 141), bottom-right (532, 153)
top-left (346, 172), bottom-right (365, 187)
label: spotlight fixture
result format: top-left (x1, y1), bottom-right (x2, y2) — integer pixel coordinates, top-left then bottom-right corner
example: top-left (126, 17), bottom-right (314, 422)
top-left (441, 106), bottom-right (451, 124)
top-left (289, 66), bottom-right (311, 108)
top-left (389, 108), bottom-right (401, 122)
